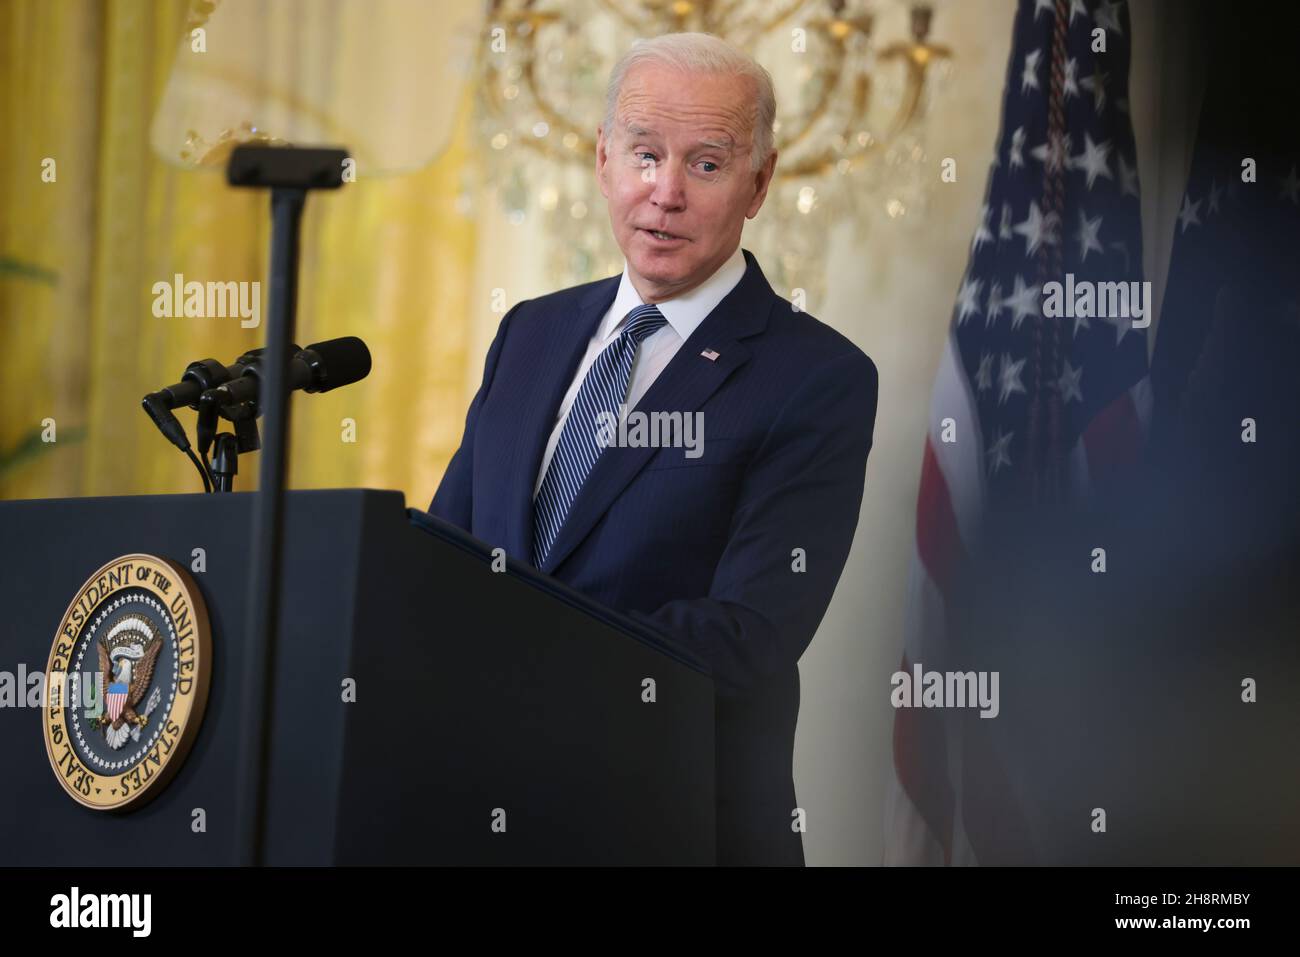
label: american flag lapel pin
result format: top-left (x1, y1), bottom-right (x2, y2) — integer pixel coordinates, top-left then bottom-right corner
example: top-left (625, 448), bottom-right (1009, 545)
top-left (700, 348), bottom-right (720, 361)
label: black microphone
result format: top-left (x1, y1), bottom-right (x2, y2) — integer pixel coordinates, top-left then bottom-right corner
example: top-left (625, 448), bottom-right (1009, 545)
top-left (204, 337), bottom-right (372, 411)
top-left (145, 354), bottom-right (259, 412)
top-left (143, 351), bottom-right (277, 452)
top-left (143, 349), bottom-right (275, 445)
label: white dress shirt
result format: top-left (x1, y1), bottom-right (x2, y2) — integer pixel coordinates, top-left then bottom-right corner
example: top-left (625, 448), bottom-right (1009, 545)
top-left (533, 244), bottom-right (748, 498)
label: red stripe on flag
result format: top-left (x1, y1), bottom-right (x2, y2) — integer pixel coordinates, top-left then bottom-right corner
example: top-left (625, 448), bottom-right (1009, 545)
top-left (915, 437), bottom-right (969, 597)
top-left (893, 652), bottom-right (956, 865)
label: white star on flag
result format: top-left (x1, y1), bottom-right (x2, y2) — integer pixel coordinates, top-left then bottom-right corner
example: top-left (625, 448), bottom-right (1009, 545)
top-left (1070, 133), bottom-right (1113, 190)
top-left (956, 276), bottom-right (983, 325)
top-left (985, 427), bottom-right (1014, 475)
top-left (1057, 359), bottom-right (1084, 404)
top-left (972, 204), bottom-right (994, 252)
top-left (1063, 57), bottom-right (1080, 100)
top-left (1005, 275), bottom-right (1040, 330)
top-left (1178, 193), bottom-right (1202, 232)
top-left (1207, 178), bottom-right (1223, 214)
top-left (1076, 210), bottom-right (1104, 261)
top-left (1013, 200), bottom-right (1058, 256)
top-left (997, 352), bottom-right (1027, 405)
top-left (1094, 0), bottom-right (1125, 35)
top-left (1031, 131), bottom-right (1072, 174)
top-left (1021, 48), bottom-right (1042, 95)
top-left (1009, 126), bottom-right (1027, 169)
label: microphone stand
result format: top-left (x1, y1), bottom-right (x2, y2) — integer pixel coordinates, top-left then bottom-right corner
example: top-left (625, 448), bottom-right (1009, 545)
top-left (199, 391), bottom-right (261, 494)
top-left (226, 146), bottom-right (346, 866)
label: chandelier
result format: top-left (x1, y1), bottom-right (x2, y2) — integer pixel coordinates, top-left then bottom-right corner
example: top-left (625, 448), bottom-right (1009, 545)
top-left (473, 0), bottom-right (952, 304)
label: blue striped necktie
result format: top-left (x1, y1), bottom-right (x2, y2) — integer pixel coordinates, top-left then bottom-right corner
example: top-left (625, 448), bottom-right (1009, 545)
top-left (533, 303), bottom-right (668, 568)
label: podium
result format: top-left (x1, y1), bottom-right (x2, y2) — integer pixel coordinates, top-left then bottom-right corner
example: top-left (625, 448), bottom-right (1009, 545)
top-left (0, 490), bottom-right (715, 865)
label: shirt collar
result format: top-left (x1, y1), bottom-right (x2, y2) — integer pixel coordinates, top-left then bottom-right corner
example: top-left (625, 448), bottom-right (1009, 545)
top-left (602, 245), bottom-right (748, 342)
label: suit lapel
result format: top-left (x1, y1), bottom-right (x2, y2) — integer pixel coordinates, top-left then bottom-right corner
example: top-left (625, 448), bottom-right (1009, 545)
top-left (505, 275), bottom-right (619, 561)
top-left (538, 248), bottom-right (775, 574)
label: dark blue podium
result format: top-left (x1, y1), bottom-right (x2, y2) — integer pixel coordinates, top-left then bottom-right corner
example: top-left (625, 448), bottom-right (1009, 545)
top-left (0, 490), bottom-right (715, 864)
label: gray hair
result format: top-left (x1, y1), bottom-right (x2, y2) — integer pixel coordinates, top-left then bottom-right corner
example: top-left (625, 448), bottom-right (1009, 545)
top-left (602, 32), bottom-right (777, 173)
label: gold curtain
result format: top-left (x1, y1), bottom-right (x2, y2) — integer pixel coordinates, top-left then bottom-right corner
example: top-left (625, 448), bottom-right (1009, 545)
top-left (0, 0), bottom-right (479, 509)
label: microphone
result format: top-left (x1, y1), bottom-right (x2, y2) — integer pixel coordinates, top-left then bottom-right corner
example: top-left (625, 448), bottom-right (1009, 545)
top-left (204, 337), bottom-right (372, 412)
top-left (146, 356), bottom-right (250, 412)
top-left (141, 351), bottom-right (275, 451)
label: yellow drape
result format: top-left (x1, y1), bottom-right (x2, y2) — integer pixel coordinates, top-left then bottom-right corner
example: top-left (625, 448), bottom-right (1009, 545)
top-left (0, 0), bottom-right (478, 509)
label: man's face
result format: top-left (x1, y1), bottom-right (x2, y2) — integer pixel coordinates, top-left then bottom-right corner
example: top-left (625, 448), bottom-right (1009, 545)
top-left (596, 63), bottom-right (777, 304)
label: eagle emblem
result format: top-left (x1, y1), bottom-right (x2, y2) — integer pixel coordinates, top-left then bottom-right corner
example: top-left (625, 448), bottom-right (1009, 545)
top-left (90, 614), bottom-right (164, 750)
top-left (44, 554), bottom-right (213, 811)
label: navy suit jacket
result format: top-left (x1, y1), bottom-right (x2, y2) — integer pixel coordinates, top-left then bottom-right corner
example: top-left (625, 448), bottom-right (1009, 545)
top-left (429, 247), bottom-right (878, 865)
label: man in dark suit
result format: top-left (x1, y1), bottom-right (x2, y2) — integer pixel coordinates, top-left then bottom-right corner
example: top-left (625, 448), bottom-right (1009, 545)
top-left (430, 32), bottom-right (878, 865)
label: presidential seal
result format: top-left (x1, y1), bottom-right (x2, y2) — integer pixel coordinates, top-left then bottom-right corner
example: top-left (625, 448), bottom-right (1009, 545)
top-left (42, 554), bottom-right (211, 811)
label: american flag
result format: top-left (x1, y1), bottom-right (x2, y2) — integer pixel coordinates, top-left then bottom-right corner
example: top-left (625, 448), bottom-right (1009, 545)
top-left (1149, 19), bottom-right (1300, 479)
top-left (107, 681), bottom-right (129, 722)
top-left (884, 0), bottom-right (1150, 865)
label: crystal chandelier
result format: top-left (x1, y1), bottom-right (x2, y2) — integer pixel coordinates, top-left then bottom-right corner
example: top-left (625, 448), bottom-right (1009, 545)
top-left (474, 0), bottom-right (952, 304)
